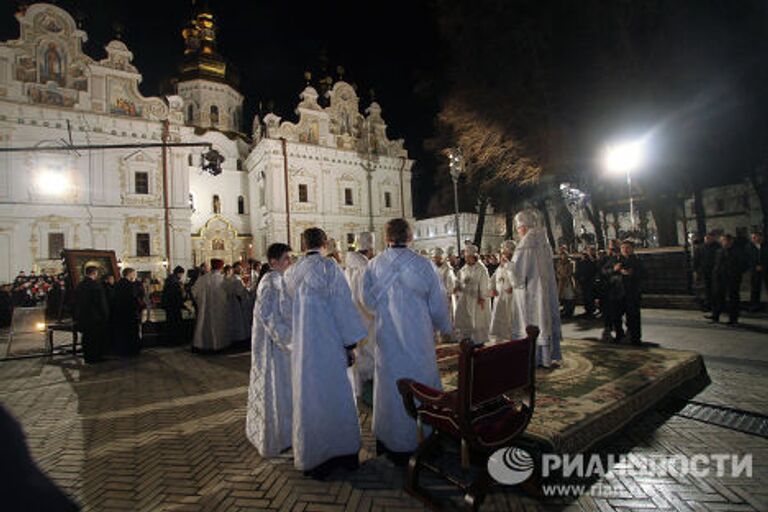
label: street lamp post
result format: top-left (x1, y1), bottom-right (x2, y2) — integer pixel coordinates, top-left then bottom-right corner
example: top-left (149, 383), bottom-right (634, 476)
top-left (448, 148), bottom-right (464, 253)
top-left (603, 139), bottom-right (645, 232)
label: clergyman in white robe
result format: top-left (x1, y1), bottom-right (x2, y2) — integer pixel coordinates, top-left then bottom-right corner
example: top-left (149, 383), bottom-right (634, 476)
top-left (363, 239), bottom-right (452, 453)
top-left (191, 262), bottom-right (229, 351)
top-left (489, 241), bottom-right (517, 341)
top-left (509, 210), bottom-right (562, 367)
top-left (431, 247), bottom-right (456, 325)
top-left (344, 232), bottom-right (376, 397)
top-left (284, 245), bottom-right (367, 472)
top-left (246, 270), bottom-right (293, 457)
top-left (453, 244), bottom-right (491, 343)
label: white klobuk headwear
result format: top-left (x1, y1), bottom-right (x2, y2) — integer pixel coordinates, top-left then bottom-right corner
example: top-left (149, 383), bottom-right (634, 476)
top-left (356, 232), bottom-right (375, 251)
top-left (463, 243), bottom-right (479, 257)
top-left (514, 209), bottom-right (539, 229)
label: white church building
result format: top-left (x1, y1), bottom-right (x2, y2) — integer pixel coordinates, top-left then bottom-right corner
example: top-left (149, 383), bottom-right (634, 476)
top-left (0, 3), bottom-right (413, 283)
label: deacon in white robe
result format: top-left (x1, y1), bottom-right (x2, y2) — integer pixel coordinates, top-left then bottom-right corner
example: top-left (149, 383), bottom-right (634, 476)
top-left (489, 241), bottom-right (517, 341)
top-left (191, 259), bottom-right (229, 351)
top-left (453, 243), bottom-right (492, 343)
top-left (226, 264), bottom-right (252, 344)
top-left (431, 247), bottom-right (456, 325)
top-left (509, 210), bottom-right (562, 367)
top-left (284, 228), bottom-right (367, 475)
top-left (344, 232), bottom-right (376, 397)
top-left (363, 218), bottom-right (452, 454)
top-left (246, 243), bottom-right (294, 457)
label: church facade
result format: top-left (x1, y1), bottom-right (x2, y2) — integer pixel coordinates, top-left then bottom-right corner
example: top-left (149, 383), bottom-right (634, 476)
top-left (0, 3), bottom-right (413, 283)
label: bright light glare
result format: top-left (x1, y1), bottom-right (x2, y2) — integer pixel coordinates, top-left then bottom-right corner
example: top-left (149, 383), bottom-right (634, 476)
top-left (603, 140), bottom-right (645, 175)
top-left (35, 168), bottom-right (71, 196)
top-left (35, 322), bottom-right (46, 332)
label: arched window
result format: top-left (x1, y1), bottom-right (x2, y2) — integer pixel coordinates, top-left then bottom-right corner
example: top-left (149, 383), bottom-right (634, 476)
top-left (210, 105), bottom-right (219, 126)
top-left (186, 104), bottom-right (194, 123)
top-left (237, 196), bottom-right (246, 215)
top-left (213, 194), bottom-right (221, 214)
top-left (187, 153), bottom-right (194, 166)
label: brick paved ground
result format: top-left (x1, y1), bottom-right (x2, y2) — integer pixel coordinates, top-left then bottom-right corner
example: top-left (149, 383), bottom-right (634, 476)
top-left (1, 309), bottom-right (766, 511)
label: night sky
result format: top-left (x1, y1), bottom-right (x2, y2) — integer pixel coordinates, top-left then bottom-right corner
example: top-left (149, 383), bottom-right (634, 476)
top-left (0, 0), bottom-right (446, 216)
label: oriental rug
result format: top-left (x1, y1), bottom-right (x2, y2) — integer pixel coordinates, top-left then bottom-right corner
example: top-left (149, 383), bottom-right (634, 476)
top-left (433, 338), bottom-right (708, 453)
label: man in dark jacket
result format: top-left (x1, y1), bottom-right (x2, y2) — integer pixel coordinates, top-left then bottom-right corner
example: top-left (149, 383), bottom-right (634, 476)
top-left (698, 232), bottom-right (721, 311)
top-left (162, 266), bottom-right (186, 344)
top-left (112, 268), bottom-right (144, 356)
top-left (74, 266), bottom-right (109, 363)
top-left (601, 240), bottom-right (644, 344)
top-left (708, 234), bottom-right (746, 325)
top-left (748, 232), bottom-right (767, 312)
top-left (575, 247), bottom-right (598, 317)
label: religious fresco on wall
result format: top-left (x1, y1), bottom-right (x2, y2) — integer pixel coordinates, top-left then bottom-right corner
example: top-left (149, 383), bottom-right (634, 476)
top-left (28, 82), bottom-right (76, 107)
top-left (108, 79), bottom-right (142, 117)
top-left (35, 12), bottom-right (65, 34)
top-left (70, 65), bottom-right (87, 91)
top-left (15, 55), bottom-right (37, 82)
top-left (39, 41), bottom-right (66, 86)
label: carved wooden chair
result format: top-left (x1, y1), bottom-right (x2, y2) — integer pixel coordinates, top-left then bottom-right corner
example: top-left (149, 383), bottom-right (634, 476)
top-left (397, 326), bottom-right (539, 510)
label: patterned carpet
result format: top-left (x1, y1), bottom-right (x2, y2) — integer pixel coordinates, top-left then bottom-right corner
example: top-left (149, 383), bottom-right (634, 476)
top-left (435, 339), bottom-right (708, 453)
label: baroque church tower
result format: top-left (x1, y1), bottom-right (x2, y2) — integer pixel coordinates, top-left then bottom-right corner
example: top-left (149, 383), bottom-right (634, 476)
top-left (175, 2), bottom-right (243, 133)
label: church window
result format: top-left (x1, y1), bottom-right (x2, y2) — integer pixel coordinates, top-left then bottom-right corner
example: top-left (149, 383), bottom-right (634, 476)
top-left (238, 196), bottom-right (246, 215)
top-left (346, 233), bottom-right (355, 246)
top-left (136, 233), bottom-right (151, 257)
top-left (298, 184), bottom-right (308, 203)
top-left (189, 193), bottom-right (195, 211)
top-left (186, 104), bottom-right (194, 123)
top-left (188, 154), bottom-right (194, 166)
top-left (213, 194), bottom-right (221, 214)
top-left (237, 159), bottom-right (243, 171)
top-left (134, 171), bottom-right (149, 194)
top-left (384, 191), bottom-right (392, 209)
top-left (344, 187), bottom-right (354, 206)
top-left (48, 233), bottom-right (64, 260)
top-left (715, 198), bottom-right (724, 213)
top-left (210, 105), bottom-right (219, 126)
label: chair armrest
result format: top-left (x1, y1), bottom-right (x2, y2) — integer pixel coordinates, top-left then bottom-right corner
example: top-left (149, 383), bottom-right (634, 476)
top-left (397, 378), bottom-right (455, 420)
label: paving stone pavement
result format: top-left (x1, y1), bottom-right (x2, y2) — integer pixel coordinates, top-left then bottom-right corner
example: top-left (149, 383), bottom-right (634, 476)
top-left (0, 316), bottom-right (766, 511)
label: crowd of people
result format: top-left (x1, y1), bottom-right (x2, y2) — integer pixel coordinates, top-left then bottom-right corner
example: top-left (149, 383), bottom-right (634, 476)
top-left (212, 212), bottom-right (652, 480)
top-left (692, 231), bottom-right (767, 325)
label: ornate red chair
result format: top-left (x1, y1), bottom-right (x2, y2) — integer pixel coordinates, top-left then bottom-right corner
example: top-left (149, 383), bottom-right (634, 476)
top-left (397, 326), bottom-right (539, 510)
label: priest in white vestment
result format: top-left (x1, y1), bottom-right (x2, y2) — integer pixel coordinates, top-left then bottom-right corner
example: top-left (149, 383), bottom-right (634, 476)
top-left (285, 228), bottom-right (367, 478)
top-left (191, 259), bottom-right (229, 351)
top-left (363, 219), bottom-right (452, 458)
top-left (509, 210), bottom-right (562, 367)
top-left (431, 247), bottom-right (456, 325)
top-left (226, 262), bottom-right (252, 345)
top-left (453, 243), bottom-right (491, 343)
top-left (489, 240), bottom-right (516, 341)
top-left (246, 243), bottom-right (294, 457)
top-left (344, 232), bottom-right (376, 398)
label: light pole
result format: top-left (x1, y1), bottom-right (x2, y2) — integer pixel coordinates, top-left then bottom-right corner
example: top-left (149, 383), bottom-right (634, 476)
top-left (603, 139), bottom-right (645, 232)
top-left (447, 148), bottom-right (464, 253)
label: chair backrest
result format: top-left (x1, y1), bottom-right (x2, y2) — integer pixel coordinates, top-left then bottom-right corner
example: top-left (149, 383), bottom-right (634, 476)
top-left (458, 325), bottom-right (538, 410)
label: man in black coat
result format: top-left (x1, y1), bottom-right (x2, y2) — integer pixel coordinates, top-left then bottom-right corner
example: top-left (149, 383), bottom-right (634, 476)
top-left (74, 266), bottom-right (109, 363)
top-left (601, 240), bottom-right (644, 344)
top-left (698, 232), bottom-right (721, 311)
top-left (162, 266), bottom-right (186, 344)
top-left (111, 268), bottom-right (144, 356)
top-left (575, 246), bottom-right (598, 317)
top-left (708, 234), bottom-right (747, 325)
top-left (747, 232), bottom-right (767, 312)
